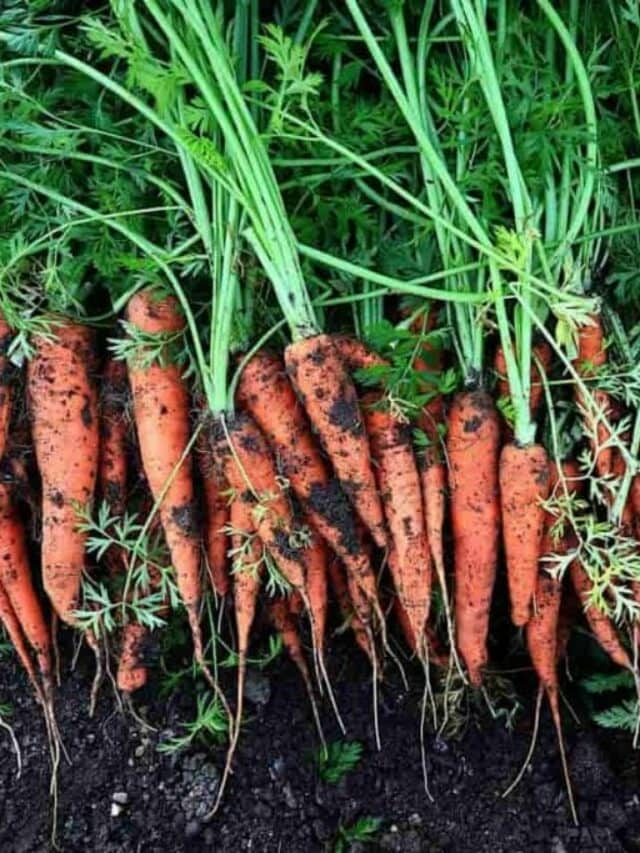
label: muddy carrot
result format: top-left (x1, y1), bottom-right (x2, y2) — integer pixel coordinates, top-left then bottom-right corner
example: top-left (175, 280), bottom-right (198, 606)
top-left (116, 623), bottom-right (148, 693)
top-left (447, 390), bottom-right (500, 686)
top-left (196, 427), bottom-right (230, 598)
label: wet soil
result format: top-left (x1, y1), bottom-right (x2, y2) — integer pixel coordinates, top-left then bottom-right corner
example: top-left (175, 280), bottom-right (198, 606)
top-left (1, 643), bottom-right (640, 853)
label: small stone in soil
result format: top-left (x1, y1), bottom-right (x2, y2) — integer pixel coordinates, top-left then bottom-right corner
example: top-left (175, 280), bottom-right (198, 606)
top-left (112, 791), bottom-right (129, 805)
top-left (244, 670), bottom-right (271, 706)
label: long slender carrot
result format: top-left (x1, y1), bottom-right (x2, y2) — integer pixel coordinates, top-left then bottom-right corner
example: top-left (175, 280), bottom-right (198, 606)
top-left (0, 313), bottom-right (13, 462)
top-left (209, 495), bottom-right (262, 816)
top-left (0, 580), bottom-right (40, 694)
top-left (125, 290), bottom-right (207, 674)
top-left (284, 334), bottom-right (387, 549)
top-left (501, 443), bottom-right (550, 627)
top-left (363, 396), bottom-right (432, 657)
top-left (98, 358), bottom-right (129, 520)
top-left (305, 523), bottom-right (329, 674)
top-left (447, 390), bottom-right (500, 686)
top-left (574, 314), bottom-right (612, 478)
top-left (0, 481), bottom-right (52, 693)
top-left (28, 321), bottom-right (99, 625)
top-left (570, 560), bottom-right (631, 670)
top-left (196, 428), bottom-right (230, 598)
top-left (237, 350), bottom-right (381, 624)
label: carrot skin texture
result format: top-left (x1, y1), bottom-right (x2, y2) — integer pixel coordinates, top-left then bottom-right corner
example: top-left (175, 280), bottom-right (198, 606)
top-left (284, 334), bottom-right (387, 549)
top-left (500, 443), bottom-right (550, 627)
top-left (570, 561), bottom-right (631, 670)
top-left (126, 291), bottom-right (203, 656)
top-left (305, 525), bottom-right (328, 659)
top-left (117, 623), bottom-right (148, 693)
top-left (0, 580), bottom-right (39, 690)
top-left (419, 455), bottom-right (447, 589)
top-left (447, 390), bottom-right (500, 687)
top-left (237, 351), bottom-right (379, 617)
top-left (28, 321), bottom-right (99, 625)
top-left (363, 399), bottom-right (432, 652)
top-left (211, 413), bottom-right (306, 593)
top-left (98, 358), bottom-right (129, 519)
top-left (230, 498), bottom-right (262, 668)
top-left (196, 430), bottom-right (230, 598)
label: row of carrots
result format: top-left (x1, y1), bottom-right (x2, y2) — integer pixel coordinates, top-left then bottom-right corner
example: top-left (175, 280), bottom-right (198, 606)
top-left (0, 288), bottom-right (637, 819)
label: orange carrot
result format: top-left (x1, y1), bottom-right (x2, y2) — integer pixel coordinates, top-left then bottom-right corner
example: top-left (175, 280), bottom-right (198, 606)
top-left (196, 428), bottom-right (230, 598)
top-left (570, 560), bottom-right (631, 670)
top-left (211, 412), bottom-right (306, 594)
top-left (125, 290), bottom-right (206, 672)
top-left (0, 580), bottom-right (39, 693)
top-left (0, 313), bottom-right (13, 461)
top-left (0, 481), bottom-right (52, 692)
top-left (363, 396), bottom-right (432, 657)
top-left (237, 350), bottom-right (381, 624)
top-left (574, 315), bottom-right (612, 477)
top-left (447, 390), bottom-right (500, 686)
top-left (418, 452), bottom-right (447, 602)
top-left (284, 334), bottom-right (387, 549)
top-left (305, 524), bottom-right (329, 669)
top-left (500, 443), bottom-right (550, 627)
top-left (116, 623), bottom-right (148, 693)
top-left (28, 321), bottom-right (99, 625)
top-left (98, 358), bottom-right (129, 520)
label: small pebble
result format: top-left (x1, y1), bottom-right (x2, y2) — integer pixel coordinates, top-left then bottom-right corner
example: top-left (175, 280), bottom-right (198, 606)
top-left (112, 792), bottom-right (129, 805)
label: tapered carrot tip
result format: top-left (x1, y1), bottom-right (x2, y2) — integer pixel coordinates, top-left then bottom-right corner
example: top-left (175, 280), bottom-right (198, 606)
top-left (117, 624), bottom-right (148, 693)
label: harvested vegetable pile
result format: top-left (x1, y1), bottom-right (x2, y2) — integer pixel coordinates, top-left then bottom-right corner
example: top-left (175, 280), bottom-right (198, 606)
top-left (1, 0), bottom-right (640, 843)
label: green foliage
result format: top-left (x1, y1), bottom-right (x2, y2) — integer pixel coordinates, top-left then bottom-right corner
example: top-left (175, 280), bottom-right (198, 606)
top-left (317, 739), bottom-right (363, 784)
top-left (157, 692), bottom-right (229, 754)
top-left (334, 817), bottom-right (382, 853)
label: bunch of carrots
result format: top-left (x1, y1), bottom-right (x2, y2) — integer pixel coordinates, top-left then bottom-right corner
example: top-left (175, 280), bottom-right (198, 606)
top-left (2, 0), bottom-right (640, 830)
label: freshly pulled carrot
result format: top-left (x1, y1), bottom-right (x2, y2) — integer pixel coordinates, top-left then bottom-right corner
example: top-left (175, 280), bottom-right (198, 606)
top-left (305, 524), bottom-right (329, 673)
top-left (211, 412), bottom-right (306, 594)
top-left (28, 321), bottom-right (99, 625)
top-left (574, 314), bottom-right (612, 477)
top-left (196, 428), bottom-right (230, 598)
top-left (126, 290), bottom-right (207, 674)
top-left (284, 334), bottom-right (387, 549)
top-left (0, 580), bottom-right (39, 694)
top-left (0, 482), bottom-right (52, 694)
top-left (116, 623), bottom-right (148, 694)
top-left (237, 351), bottom-right (380, 622)
top-left (98, 358), bottom-right (129, 520)
top-left (501, 443), bottom-right (550, 627)
top-left (570, 560), bottom-right (631, 670)
top-left (418, 451), bottom-right (447, 610)
top-left (447, 390), bottom-right (500, 686)
top-left (0, 313), bottom-right (13, 461)
top-left (363, 396), bottom-right (432, 658)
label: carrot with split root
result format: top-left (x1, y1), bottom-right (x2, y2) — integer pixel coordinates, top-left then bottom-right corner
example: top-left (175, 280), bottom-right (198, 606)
top-left (447, 390), bottom-right (500, 686)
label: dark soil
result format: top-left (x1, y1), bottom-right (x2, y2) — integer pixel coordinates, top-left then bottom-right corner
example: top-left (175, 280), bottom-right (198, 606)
top-left (1, 645), bottom-right (640, 853)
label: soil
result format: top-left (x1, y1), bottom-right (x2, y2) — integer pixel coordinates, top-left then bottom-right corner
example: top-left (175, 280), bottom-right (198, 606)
top-left (1, 643), bottom-right (640, 853)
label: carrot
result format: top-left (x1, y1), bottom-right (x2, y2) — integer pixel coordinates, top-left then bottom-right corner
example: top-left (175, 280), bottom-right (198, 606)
top-left (0, 580), bottom-right (40, 694)
top-left (0, 481), bottom-right (52, 693)
top-left (0, 313), bottom-right (13, 461)
top-left (210, 412), bottom-right (306, 594)
top-left (305, 524), bottom-right (329, 673)
top-left (209, 495), bottom-right (262, 816)
top-left (196, 428), bottom-right (230, 598)
top-left (418, 453), bottom-right (447, 609)
top-left (570, 560), bottom-right (631, 670)
top-left (447, 390), bottom-right (500, 686)
top-left (125, 290), bottom-right (207, 675)
top-left (495, 341), bottom-right (552, 419)
top-left (327, 556), bottom-right (375, 664)
top-left (237, 350), bottom-right (381, 624)
top-left (98, 358), bottom-right (129, 520)
top-left (284, 334), bottom-right (387, 549)
top-left (363, 396), bottom-right (432, 658)
top-left (116, 623), bottom-right (148, 694)
top-left (28, 321), bottom-right (99, 625)
top-left (574, 315), bottom-right (612, 477)
top-left (500, 443), bottom-right (550, 627)
top-left (394, 598), bottom-right (448, 668)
